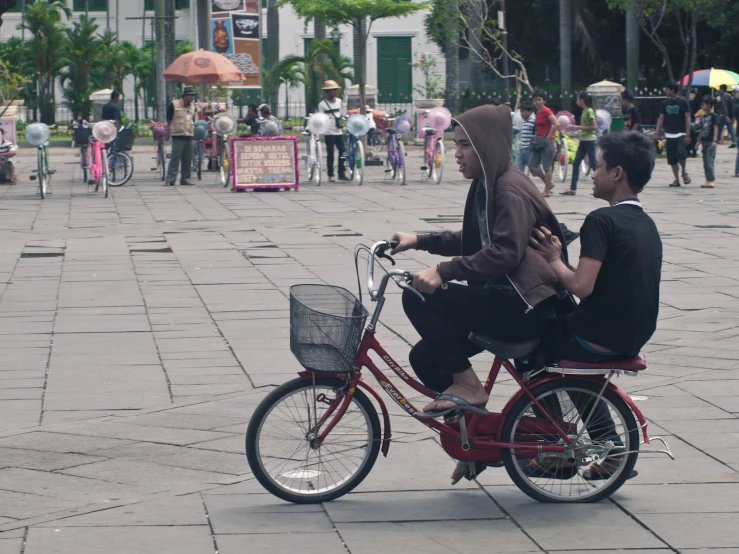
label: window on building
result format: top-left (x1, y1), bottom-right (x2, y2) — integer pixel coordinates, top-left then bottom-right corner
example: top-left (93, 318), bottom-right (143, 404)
top-left (72, 0), bottom-right (108, 11)
top-left (144, 0), bottom-right (190, 10)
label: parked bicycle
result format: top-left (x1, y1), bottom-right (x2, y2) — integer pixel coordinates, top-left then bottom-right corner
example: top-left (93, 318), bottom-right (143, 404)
top-left (74, 126), bottom-right (93, 184)
top-left (553, 130), bottom-right (569, 183)
top-left (26, 123), bottom-right (56, 199)
top-left (304, 113), bottom-right (327, 187)
top-left (384, 115), bottom-right (411, 186)
top-left (344, 114), bottom-right (370, 186)
top-left (213, 113), bottom-right (236, 188)
top-left (192, 121), bottom-right (209, 181)
top-left (152, 122), bottom-right (169, 182)
top-left (107, 126), bottom-right (134, 187)
top-left (420, 107), bottom-right (451, 185)
top-left (86, 121), bottom-right (118, 199)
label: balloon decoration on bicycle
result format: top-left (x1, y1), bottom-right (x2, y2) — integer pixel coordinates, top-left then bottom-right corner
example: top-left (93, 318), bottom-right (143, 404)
top-left (26, 123), bottom-right (54, 199)
top-left (304, 113), bottom-right (330, 186)
top-left (422, 106), bottom-right (451, 185)
top-left (345, 114), bottom-right (370, 186)
top-left (245, 240), bottom-right (674, 505)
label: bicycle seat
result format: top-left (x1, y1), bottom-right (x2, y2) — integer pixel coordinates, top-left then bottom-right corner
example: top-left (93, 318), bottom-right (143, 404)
top-left (386, 128), bottom-right (397, 135)
top-left (468, 333), bottom-right (540, 360)
top-left (424, 128), bottom-right (436, 136)
top-left (556, 354), bottom-right (647, 371)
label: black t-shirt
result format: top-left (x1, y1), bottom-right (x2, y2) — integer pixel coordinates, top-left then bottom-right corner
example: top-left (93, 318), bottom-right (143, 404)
top-left (101, 100), bottom-right (121, 123)
top-left (700, 112), bottom-right (719, 142)
top-left (623, 106), bottom-right (641, 130)
top-left (570, 204), bottom-right (662, 355)
top-left (661, 97), bottom-right (690, 135)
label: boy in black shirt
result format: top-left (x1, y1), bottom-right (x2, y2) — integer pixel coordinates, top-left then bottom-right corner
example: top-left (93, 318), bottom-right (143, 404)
top-left (699, 96), bottom-right (719, 188)
top-left (530, 131), bottom-right (662, 480)
top-left (621, 89), bottom-right (641, 131)
top-left (653, 83), bottom-right (691, 187)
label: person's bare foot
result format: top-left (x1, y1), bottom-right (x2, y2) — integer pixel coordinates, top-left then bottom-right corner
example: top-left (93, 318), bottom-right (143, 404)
top-left (422, 369), bottom-right (488, 412)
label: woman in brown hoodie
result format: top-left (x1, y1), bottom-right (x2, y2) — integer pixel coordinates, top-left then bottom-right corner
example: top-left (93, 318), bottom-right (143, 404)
top-left (391, 104), bottom-right (568, 414)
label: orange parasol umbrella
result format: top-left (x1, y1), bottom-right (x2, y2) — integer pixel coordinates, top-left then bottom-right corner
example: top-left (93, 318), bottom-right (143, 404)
top-left (163, 49), bottom-right (245, 84)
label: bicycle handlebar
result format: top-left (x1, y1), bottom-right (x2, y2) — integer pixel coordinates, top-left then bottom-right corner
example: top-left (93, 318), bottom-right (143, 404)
top-left (366, 240), bottom-right (424, 303)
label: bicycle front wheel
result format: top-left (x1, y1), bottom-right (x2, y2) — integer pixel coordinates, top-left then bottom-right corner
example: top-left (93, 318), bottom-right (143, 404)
top-left (37, 148), bottom-right (47, 199)
top-left (158, 143), bottom-right (166, 181)
top-left (246, 377), bottom-right (381, 504)
top-left (432, 140), bottom-right (444, 184)
top-left (397, 140), bottom-right (406, 185)
top-left (107, 152), bottom-right (133, 187)
top-left (314, 140), bottom-right (322, 186)
top-left (556, 140), bottom-right (568, 182)
top-left (220, 141), bottom-right (231, 188)
top-left (101, 154), bottom-right (109, 198)
top-left (353, 140), bottom-right (364, 186)
top-left (501, 379), bottom-right (639, 503)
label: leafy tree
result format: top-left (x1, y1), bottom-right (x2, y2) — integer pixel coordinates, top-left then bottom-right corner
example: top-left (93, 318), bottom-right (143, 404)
top-left (270, 39), bottom-right (353, 114)
top-left (18, 0), bottom-right (72, 124)
top-left (60, 15), bottom-right (101, 119)
top-left (281, 0), bottom-right (428, 109)
top-left (424, 0), bottom-right (463, 112)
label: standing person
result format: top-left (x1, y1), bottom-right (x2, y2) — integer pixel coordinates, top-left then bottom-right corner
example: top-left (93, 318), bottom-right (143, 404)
top-left (699, 96), bottom-right (719, 189)
top-left (717, 84), bottom-right (736, 148)
top-left (318, 80), bottom-right (349, 182)
top-left (562, 92), bottom-right (597, 195)
top-left (621, 90), bottom-right (641, 131)
top-left (0, 127), bottom-right (18, 185)
top-left (528, 90), bottom-right (559, 197)
top-left (165, 86), bottom-right (198, 187)
top-left (515, 103), bottom-right (535, 172)
top-left (101, 90), bottom-right (122, 129)
top-left (239, 103), bottom-right (260, 135)
top-left (653, 83), bottom-right (691, 187)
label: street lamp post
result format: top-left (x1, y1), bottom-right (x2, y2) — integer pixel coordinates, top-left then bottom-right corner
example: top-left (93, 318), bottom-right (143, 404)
top-left (499, 0), bottom-right (510, 103)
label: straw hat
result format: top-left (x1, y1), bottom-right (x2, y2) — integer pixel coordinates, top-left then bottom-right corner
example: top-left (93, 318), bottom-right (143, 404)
top-left (322, 80), bottom-right (340, 90)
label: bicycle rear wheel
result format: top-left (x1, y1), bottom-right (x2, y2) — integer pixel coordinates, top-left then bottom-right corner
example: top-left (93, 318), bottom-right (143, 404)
top-left (107, 152), bottom-right (133, 187)
top-left (219, 142), bottom-right (231, 188)
top-left (431, 140), bottom-right (444, 184)
top-left (501, 379), bottom-right (639, 503)
top-left (246, 376), bottom-right (381, 504)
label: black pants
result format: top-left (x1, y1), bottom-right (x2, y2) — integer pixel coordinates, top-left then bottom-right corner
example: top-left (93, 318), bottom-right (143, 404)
top-left (403, 283), bottom-right (547, 393)
top-left (324, 135), bottom-right (347, 178)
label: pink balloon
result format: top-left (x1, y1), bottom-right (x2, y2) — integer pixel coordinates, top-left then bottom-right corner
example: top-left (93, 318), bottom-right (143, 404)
top-left (558, 115), bottom-right (571, 130)
top-left (427, 107), bottom-right (452, 133)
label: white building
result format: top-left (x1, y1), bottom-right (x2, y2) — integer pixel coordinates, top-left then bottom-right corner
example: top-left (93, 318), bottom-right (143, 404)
top-left (1, 0), bottom-right (445, 118)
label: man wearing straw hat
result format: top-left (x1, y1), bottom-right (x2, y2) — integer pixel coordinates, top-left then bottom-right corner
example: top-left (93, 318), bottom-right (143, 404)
top-left (319, 80), bottom-right (350, 182)
top-left (165, 86), bottom-right (198, 186)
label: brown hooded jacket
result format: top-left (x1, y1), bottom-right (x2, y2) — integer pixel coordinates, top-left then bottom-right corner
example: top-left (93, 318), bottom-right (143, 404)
top-left (416, 105), bottom-right (567, 312)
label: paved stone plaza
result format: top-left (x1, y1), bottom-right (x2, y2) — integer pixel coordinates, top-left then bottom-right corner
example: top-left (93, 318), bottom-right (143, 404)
top-left (0, 142), bottom-right (738, 554)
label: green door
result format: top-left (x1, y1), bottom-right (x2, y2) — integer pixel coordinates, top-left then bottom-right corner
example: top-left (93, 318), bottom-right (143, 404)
top-left (377, 37), bottom-right (412, 103)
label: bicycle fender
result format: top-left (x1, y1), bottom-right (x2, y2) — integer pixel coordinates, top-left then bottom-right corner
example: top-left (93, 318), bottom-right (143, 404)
top-left (498, 375), bottom-right (649, 444)
top-left (297, 371), bottom-right (392, 456)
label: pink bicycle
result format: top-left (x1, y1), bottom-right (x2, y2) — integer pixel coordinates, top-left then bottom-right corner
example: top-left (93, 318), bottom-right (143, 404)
top-left (246, 240), bottom-right (673, 504)
top-left (86, 122), bottom-right (117, 199)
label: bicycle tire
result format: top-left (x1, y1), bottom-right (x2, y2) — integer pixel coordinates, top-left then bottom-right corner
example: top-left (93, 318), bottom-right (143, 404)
top-left (158, 143), bottom-right (166, 181)
top-left (397, 140), bottom-right (406, 185)
top-left (107, 152), bottom-right (133, 187)
top-left (557, 139), bottom-right (569, 183)
top-left (220, 142), bottom-right (231, 188)
top-left (424, 136), bottom-right (433, 178)
top-left (432, 140), bottom-right (444, 184)
top-left (580, 153), bottom-right (591, 177)
top-left (80, 146), bottom-right (88, 183)
top-left (37, 148), bottom-right (46, 199)
top-left (315, 140), bottom-right (322, 186)
top-left (501, 379), bottom-right (639, 503)
top-left (354, 140), bottom-right (364, 186)
top-left (306, 140), bottom-right (315, 182)
top-left (246, 376), bottom-right (381, 504)
top-left (101, 154), bottom-right (109, 198)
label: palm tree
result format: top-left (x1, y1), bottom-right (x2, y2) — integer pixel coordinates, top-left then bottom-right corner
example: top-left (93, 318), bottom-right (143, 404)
top-left (20, 0), bottom-right (72, 123)
top-left (279, 64), bottom-right (304, 119)
top-left (271, 39), bottom-right (353, 115)
top-left (60, 15), bottom-right (101, 119)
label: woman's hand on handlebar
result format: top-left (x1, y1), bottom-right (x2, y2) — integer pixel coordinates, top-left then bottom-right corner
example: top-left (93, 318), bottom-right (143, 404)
top-left (390, 232), bottom-right (418, 255)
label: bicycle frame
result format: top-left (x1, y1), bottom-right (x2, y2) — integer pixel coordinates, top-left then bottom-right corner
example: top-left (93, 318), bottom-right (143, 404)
top-left (87, 137), bottom-right (107, 184)
top-left (424, 129), bottom-right (439, 167)
top-left (386, 133), bottom-right (403, 171)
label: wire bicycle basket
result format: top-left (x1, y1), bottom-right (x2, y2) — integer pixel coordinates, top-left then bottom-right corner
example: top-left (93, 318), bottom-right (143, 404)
top-left (290, 284), bottom-right (369, 373)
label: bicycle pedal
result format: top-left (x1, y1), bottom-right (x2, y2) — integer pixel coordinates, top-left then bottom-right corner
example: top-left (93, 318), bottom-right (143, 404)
top-left (420, 166), bottom-right (428, 171)
top-left (87, 180), bottom-right (96, 185)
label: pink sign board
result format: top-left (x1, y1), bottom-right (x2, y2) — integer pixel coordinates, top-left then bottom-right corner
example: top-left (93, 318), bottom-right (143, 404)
top-left (0, 119), bottom-right (17, 144)
top-left (230, 136), bottom-right (299, 191)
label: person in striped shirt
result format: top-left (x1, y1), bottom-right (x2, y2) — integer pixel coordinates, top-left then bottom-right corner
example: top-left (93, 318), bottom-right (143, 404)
top-left (516, 103), bottom-right (536, 172)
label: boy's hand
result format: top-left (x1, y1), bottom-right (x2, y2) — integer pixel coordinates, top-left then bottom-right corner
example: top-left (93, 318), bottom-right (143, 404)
top-left (390, 232), bottom-right (418, 255)
top-left (413, 266), bottom-right (443, 294)
top-left (529, 226), bottom-right (563, 263)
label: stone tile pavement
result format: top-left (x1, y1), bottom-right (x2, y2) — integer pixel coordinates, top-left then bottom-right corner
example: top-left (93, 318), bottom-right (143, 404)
top-left (0, 142), bottom-right (738, 553)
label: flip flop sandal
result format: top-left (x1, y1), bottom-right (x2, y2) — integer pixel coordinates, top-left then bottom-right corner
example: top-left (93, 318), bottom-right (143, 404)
top-left (668, 181), bottom-right (681, 187)
top-left (701, 182), bottom-right (715, 188)
top-left (559, 189), bottom-right (576, 195)
top-left (682, 173), bottom-right (691, 184)
top-left (416, 393), bottom-right (490, 419)
top-left (582, 462), bottom-right (638, 481)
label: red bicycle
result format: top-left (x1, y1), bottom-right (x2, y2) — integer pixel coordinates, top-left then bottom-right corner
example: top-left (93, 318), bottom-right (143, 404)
top-left (245, 240), bottom-right (673, 504)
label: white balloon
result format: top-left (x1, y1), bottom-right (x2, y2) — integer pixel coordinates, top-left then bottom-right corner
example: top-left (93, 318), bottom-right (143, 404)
top-left (307, 113), bottom-right (331, 135)
top-left (25, 123), bottom-right (50, 147)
